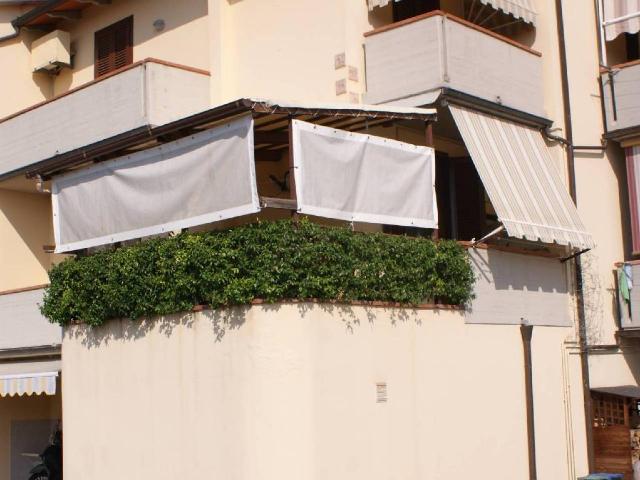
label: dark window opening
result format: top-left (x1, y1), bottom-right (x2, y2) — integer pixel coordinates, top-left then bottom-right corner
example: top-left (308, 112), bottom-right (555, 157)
top-left (392, 0), bottom-right (439, 22)
top-left (94, 16), bottom-right (133, 78)
top-left (626, 32), bottom-right (640, 62)
top-left (436, 154), bottom-right (488, 241)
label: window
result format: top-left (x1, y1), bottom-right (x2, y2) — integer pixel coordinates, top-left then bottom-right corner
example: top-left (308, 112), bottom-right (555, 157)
top-left (94, 16), bottom-right (133, 78)
top-left (626, 32), bottom-right (640, 62)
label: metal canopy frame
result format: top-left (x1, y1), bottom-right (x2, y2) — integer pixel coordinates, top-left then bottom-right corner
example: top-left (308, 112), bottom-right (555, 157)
top-left (24, 98), bottom-right (436, 180)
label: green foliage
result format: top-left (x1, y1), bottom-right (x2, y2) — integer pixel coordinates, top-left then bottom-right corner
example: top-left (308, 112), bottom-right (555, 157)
top-left (41, 220), bottom-right (475, 326)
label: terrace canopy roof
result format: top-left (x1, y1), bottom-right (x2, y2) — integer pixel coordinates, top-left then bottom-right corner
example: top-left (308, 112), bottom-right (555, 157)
top-left (28, 98), bottom-right (436, 179)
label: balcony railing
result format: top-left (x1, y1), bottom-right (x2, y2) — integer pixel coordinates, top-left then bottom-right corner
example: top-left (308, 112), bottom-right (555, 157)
top-left (0, 58), bottom-right (211, 180)
top-left (602, 60), bottom-right (640, 134)
top-left (0, 286), bottom-right (61, 352)
top-left (363, 11), bottom-right (544, 117)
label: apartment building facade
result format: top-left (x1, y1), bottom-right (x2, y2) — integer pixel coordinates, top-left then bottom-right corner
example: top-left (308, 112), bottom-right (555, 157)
top-left (0, 0), bottom-right (638, 479)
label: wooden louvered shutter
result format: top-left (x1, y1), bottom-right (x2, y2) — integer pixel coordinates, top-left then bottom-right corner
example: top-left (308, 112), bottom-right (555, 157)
top-left (94, 16), bottom-right (133, 78)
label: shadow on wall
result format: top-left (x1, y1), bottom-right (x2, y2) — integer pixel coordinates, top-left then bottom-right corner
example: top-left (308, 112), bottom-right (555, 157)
top-left (469, 247), bottom-right (567, 294)
top-left (64, 302), bottom-right (432, 349)
top-left (581, 250), bottom-right (608, 345)
top-left (622, 349), bottom-right (640, 385)
top-left (0, 189), bottom-right (54, 277)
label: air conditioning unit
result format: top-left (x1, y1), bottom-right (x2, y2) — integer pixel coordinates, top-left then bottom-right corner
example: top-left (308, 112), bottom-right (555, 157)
top-left (31, 30), bottom-right (71, 73)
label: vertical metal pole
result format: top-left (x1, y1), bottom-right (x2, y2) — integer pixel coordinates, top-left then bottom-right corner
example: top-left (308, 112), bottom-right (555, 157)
top-left (521, 324), bottom-right (537, 480)
top-left (288, 117), bottom-right (299, 222)
top-left (426, 122), bottom-right (438, 240)
top-left (449, 160), bottom-right (458, 240)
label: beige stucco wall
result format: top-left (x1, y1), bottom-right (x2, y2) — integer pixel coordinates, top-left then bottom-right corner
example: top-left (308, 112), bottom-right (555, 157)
top-left (0, 391), bottom-right (61, 480)
top-left (50, 0), bottom-right (209, 96)
top-left (208, 0), bottom-right (371, 104)
top-left (0, 6), bottom-right (50, 118)
top-left (0, 189), bottom-right (56, 292)
top-left (63, 304), bottom-right (588, 479)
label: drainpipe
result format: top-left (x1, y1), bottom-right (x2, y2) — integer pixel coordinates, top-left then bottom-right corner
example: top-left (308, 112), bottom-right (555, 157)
top-left (554, 0), bottom-right (595, 472)
top-left (521, 323), bottom-right (537, 480)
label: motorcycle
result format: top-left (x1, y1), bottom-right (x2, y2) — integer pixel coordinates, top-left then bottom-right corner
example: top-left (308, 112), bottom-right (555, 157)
top-left (26, 429), bottom-right (62, 480)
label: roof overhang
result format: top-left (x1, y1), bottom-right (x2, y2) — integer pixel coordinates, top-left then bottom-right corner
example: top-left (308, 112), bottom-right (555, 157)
top-left (605, 125), bottom-right (640, 146)
top-left (592, 385), bottom-right (640, 398)
top-left (12, 0), bottom-right (104, 29)
top-left (19, 98), bottom-right (436, 180)
top-left (439, 88), bottom-right (553, 129)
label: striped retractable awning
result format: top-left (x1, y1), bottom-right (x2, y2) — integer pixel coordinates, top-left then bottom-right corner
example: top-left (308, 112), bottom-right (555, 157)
top-left (0, 371), bottom-right (58, 397)
top-left (602, 0), bottom-right (640, 41)
top-left (367, 0), bottom-right (537, 25)
top-left (449, 105), bottom-right (594, 249)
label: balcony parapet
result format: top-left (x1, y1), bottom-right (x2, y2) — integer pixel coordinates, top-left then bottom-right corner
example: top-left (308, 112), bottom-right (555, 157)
top-left (0, 58), bottom-right (211, 180)
top-left (363, 10), bottom-right (544, 117)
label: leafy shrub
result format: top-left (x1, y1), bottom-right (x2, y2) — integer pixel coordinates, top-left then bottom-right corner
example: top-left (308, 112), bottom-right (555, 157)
top-left (41, 219), bottom-right (475, 326)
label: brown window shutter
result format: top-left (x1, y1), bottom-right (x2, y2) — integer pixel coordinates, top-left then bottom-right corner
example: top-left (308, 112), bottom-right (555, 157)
top-left (94, 16), bottom-right (133, 78)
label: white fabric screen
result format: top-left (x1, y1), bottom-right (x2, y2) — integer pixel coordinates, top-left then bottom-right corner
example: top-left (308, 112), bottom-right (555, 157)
top-left (603, 0), bottom-right (640, 41)
top-left (52, 115), bottom-right (259, 252)
top-left (291, 120), bottom-right (437, 228)
top-left (450, 105), bottom-right (594, 249)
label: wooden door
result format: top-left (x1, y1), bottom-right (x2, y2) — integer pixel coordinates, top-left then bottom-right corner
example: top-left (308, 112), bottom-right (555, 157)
top-left (593, 392), bottom-right (633, 479)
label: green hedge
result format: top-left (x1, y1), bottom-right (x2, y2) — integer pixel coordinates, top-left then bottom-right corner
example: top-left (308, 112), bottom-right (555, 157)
top-left (41, 219), bottom-right (475, 326)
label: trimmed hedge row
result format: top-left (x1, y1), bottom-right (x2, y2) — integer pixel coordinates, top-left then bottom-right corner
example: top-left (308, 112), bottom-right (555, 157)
top-left (41, 219), bottom-right (475, 326)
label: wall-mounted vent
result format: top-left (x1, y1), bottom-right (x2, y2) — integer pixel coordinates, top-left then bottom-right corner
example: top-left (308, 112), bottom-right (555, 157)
top-left (376, 382), bottom-right (388, 403)
top-left (31, 30), bottom-right (71, 73)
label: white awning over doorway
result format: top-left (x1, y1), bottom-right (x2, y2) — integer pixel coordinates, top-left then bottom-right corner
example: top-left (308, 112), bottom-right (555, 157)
top-left (449, 105), bottom-right (594, 249)
top-left (0, 369), bottom-right (59, 397)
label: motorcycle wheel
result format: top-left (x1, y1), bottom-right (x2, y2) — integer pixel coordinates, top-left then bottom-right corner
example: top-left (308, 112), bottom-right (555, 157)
top-left (28, 474), bottom-right (48, 480)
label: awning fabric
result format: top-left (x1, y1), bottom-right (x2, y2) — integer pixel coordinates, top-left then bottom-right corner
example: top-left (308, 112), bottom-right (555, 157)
top-left (291, 120), bottom-right (437, 228)
top-left (0, 371), bottom-right (58, 397)
top-left (479, 0), bottom-right (536, 25)
top-left (449, 105), bottom-right (594, 249)
top-left (603, 0), bottom-right (640, 41)
top-left (366, 0), bottom-right (537, 24)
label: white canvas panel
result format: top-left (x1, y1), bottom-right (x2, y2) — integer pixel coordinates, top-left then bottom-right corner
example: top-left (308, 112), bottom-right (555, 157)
top-left (52, 115), bottom-right (259, 252)
top-left (291, 120), bottom-right (437, 228)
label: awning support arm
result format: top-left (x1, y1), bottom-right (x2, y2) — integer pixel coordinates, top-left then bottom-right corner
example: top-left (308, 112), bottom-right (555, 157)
top-left (471, 225), bottom-right (504, 247)
top-left (560, 248), bottom-right (591, 263)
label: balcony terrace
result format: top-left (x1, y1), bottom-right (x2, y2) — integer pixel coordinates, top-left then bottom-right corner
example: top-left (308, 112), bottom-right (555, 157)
top-left (0, 58), bottom-right (210, 180)
top-left (363, 10), bottom-right (544, 118)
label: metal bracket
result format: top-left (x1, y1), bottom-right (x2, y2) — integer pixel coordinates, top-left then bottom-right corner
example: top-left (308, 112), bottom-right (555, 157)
top-left (471, 225), bottom-right (504, 247)
top-left (560, 248), bottom-right (591, 263)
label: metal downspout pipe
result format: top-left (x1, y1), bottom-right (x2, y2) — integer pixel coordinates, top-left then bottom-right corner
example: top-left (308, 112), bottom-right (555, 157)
top-left (521, 324), bottom-right (537, 480)
top-left (554, 0), bottom-right (596, 472)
